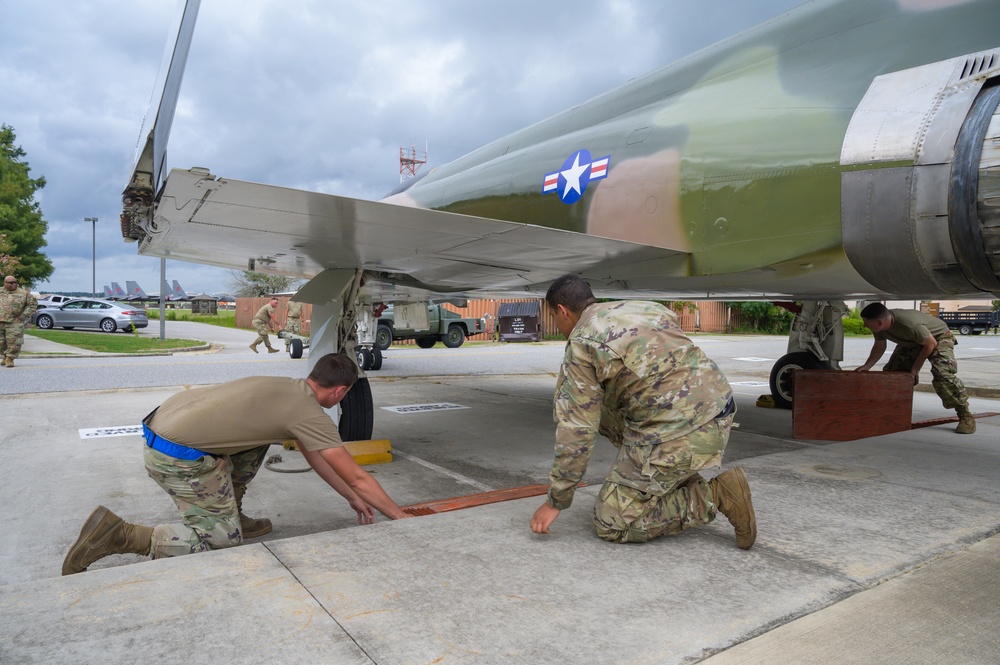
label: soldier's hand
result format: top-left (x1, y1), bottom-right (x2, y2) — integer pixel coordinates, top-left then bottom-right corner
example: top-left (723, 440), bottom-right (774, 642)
top-left (530, 503), bottom-right (561, 534)
top-left (911, 370), bottom-right (920, 385)
top-left (350, 498), bottom-right (375, 525)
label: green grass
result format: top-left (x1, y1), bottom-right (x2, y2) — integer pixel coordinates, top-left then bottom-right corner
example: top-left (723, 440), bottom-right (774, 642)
top-left (26, 329), bottom-right (205, 353)
top-left (144, 308), bottom-right (237, 327)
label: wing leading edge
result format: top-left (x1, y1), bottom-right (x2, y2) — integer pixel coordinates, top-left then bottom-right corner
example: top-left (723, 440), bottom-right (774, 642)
top-left (141, 168), bottom-right (690, 297)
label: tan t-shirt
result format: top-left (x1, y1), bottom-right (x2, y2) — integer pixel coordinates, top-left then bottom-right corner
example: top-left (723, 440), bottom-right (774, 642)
top-left (254, 303), bottom-right (276, 325)
top-left (148, 377), bottom-right (342, 454)
top-left (874, 309), bottom-right (951, 348)
top-left (286, 301), bottom-right (302, 319)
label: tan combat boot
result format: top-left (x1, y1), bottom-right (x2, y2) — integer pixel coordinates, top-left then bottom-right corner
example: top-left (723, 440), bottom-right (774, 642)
top-left (233, 485), bottom-right (272, 538)
top-left (62, 506), bottom-right (153, 575)
top-left (956, 407), bottom-right (977, 434)
top-left (708, 468), bottom-right (757, 550)
top-left (266, 344), bottom-right (279, 354)
top-left (4, 356), bottom-right (12, 368)
top-left (249, 341), bottom-right (260, 354)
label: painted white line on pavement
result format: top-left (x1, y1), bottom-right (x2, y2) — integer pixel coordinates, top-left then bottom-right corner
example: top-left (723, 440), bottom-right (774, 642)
top-left (392, 449), bottom-right (494, 492)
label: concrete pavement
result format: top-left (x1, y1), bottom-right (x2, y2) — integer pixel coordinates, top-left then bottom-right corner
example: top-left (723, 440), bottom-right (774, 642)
top-left (1, 323), bottom-right (998, 663)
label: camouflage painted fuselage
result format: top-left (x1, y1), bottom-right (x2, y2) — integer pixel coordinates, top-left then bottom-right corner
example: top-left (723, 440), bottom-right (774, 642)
top-left (388, 0), bottom-right (1000, 299)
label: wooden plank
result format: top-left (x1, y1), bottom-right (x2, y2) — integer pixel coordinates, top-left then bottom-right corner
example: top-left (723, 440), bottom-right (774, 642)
top-left (401, 483), bottom-right (587, 516)
top-left (793, 370), bottom-right (913, 441)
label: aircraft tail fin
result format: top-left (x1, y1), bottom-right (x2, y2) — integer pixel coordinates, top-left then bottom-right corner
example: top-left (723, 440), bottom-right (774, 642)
top-left (126, 281), bottom-right (148, 299)
top-left (111, 282), bottom-right (127, 298)
top-left (103, 285), bottom-right (113, 298)
top-left (171, 280), bottom-right (188, 299)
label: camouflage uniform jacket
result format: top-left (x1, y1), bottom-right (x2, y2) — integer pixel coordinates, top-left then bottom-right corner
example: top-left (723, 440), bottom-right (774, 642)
top-left (0, 288), bottom-right (37, 324)
top-left (548, 300), bottom-right (732, 509)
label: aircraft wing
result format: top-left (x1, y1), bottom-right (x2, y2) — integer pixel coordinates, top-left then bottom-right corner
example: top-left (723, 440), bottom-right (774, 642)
top-left (141, 167), bottom-right (690, 297)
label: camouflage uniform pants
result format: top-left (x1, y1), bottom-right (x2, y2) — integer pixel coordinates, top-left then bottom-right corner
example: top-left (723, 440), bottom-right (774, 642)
top-left (594, 413), bottom-right (734, 544)
top-left (284, 318), bottom-right (300, 347)
top-left (883, 335), bottom-right (968, 410)
top-left (143, 444), bottom-right (270, 558)
top-left (253, 320), bottom-right (272, 346)
top-left (0, 321), bottom-right (25, 359)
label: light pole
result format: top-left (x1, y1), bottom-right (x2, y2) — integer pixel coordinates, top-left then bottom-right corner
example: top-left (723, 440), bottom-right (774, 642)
top-left (83, 217), bottom-right (98, 297)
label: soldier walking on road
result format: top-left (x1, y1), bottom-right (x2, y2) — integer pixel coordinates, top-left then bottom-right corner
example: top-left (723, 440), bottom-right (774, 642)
top-left (62, 352), bottom-right (408, 575)
top-left (530, 275), bottom-right (756, 549)
top-left (283, 299), bottom-right (309, 351)
top-left (0, 275), bottom-right (37, 368)
top-left (250, 296), bottom-right (280, 353)
top-left (856, 302), bottom-right (976, 434)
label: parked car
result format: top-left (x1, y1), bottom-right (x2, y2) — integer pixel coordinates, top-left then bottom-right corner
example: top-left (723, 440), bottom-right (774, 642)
top-left (32, 299), bottom-right (148, 333)
top-left (34, 294), bottom-right (75, 309)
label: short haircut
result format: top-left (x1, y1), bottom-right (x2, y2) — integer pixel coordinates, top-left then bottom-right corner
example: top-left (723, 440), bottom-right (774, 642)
top-left (270, 297), bottom-right (279, 302)
top-left (308, 353), bottom-right (360, 388)
top-left (545, 274), bottom-right (597, 314)
top-left (860, 302), bottom-right (890, 321)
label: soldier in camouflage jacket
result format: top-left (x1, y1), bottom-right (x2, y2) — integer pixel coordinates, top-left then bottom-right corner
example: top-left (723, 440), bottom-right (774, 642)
top-left (0, 276), bottom-right (37, 368)
top-left (531, 275), bottom-right (756, 549)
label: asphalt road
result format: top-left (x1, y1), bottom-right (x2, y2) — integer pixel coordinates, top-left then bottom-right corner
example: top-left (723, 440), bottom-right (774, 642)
top-left (10, 320), bottom-right (1000, 396)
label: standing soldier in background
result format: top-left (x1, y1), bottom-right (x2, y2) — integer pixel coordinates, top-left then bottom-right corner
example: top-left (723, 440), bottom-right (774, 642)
top-left (283, 299), bottom-right (309, 352)
top-left (0, 275), bottom-right (37, 368)
top-left (250, 296), bottom-right (280, 354)
top-left (856, 302), bottom-right (975, 434)
top-left (530, 274), bottom-right (755, 549)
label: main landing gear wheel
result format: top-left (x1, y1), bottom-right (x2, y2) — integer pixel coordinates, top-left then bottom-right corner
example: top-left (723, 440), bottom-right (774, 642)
top-left (768, 352), bottom-right (829, 410)
top-left (289, 338), bottom-right (304, 359)
top-left (371, 347), bottom-right (383, 370)
top-left (339, 378), bottom-right (374, 441)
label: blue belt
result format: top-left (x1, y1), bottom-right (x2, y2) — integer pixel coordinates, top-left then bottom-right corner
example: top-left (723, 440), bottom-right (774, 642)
top-left (142, 422), bottom-right (211, 461)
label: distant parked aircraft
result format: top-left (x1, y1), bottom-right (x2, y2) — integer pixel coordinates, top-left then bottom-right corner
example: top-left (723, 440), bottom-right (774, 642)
top-left (103, 286), bottom-right (114, 299)
top-left (125, 281), bottom-right (150, 300)
top-left (110, 283), bottom-right (128, 300)
top-left (171, 280), bottom-right (189, 300)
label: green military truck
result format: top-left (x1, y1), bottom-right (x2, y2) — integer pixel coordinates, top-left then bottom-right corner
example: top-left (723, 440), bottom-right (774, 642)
top-left (375, 304), bottom-right (487, 350)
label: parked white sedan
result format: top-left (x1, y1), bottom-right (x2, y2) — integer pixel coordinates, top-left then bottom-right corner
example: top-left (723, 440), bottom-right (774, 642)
top-left (32, 299), bottom-right (148, 333)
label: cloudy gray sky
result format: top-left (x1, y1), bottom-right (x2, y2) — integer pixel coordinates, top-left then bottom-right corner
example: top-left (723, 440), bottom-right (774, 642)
top-left (3, 0), bottom-right (806, 295)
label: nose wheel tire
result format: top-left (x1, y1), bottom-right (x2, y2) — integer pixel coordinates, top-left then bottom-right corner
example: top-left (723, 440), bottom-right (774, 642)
top-left (768, 352), bottom-right (829, 410)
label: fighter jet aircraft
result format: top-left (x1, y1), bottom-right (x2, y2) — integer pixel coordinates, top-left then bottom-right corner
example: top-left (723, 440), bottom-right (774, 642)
top-left (120, 0), bottom-right (1000, 437)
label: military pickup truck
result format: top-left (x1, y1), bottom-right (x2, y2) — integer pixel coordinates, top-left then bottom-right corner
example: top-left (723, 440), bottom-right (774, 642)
top-left (375, 304), bottom-right (487, 349)
top-left (938, 310), bottom-right (999, 335)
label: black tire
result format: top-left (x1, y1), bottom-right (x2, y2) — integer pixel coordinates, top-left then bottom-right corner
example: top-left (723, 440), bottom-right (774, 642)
top-left (123, 325), bottom-right (134, 333)
top-left (100, 318), bottom-right (117, 333)
top-left (371, 347), bottom-right (383, 370)
top-left (972, 330), bottom-right (982, 335)
top-left (442, 324), bottom-right (465, 348)
top-left (339, 378), bottom-right (374, 441)
top-left (62, 326), bottom-right (75, 330)
top-left (290, 338), bottom-right (304, 359)
top-left (36, 315), bottom-right (53, 330)
top-left (415, 336), bottom-right (437, 349)
top-left (374, 324), bottom-right (392, 351)
top-left (959, 325), bottom-right (972, 335)
top-left (355, 347), bottom-right (374, 371)
top-left (768, 352), bottom-right (829, 410)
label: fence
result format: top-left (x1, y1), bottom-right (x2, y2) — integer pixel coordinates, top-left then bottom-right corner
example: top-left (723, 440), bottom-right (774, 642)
top-left (236, 297), bottom-right (741, 340)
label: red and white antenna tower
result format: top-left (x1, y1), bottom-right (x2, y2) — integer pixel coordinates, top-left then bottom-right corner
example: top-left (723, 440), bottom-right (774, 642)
top-left (399, 143), bottom-right (427, 182)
